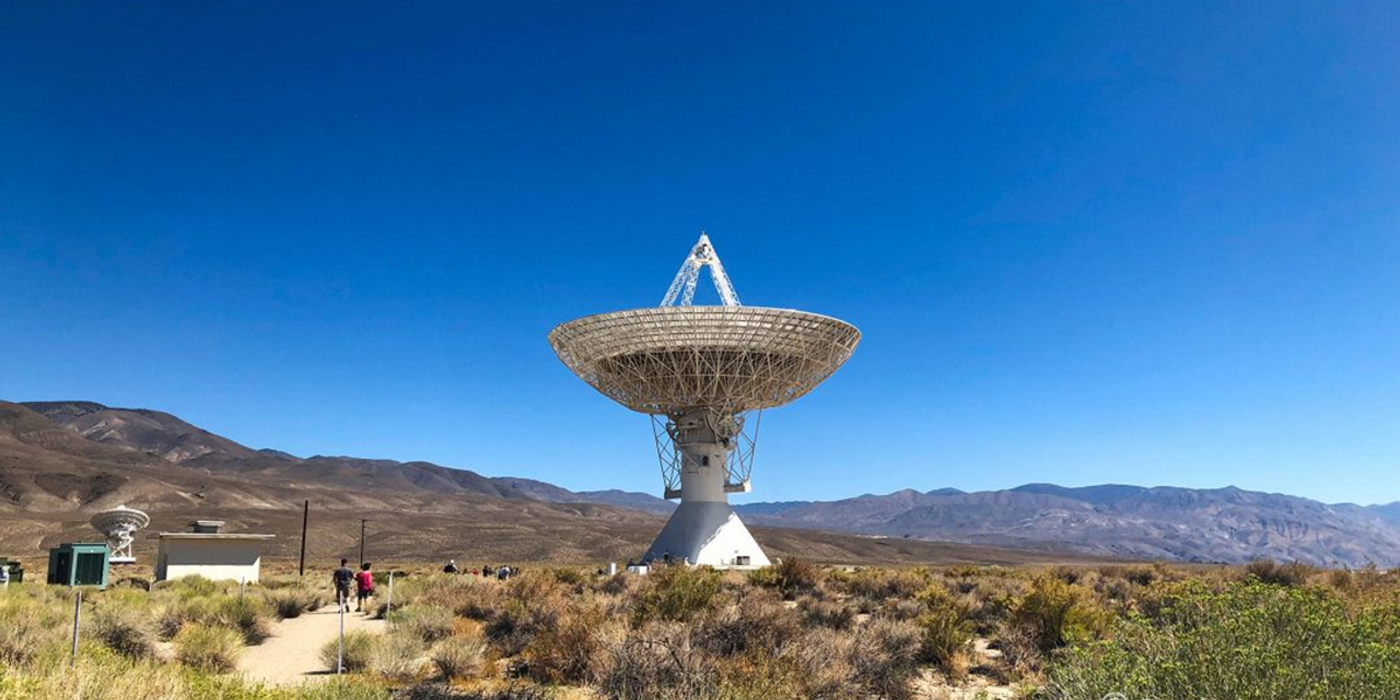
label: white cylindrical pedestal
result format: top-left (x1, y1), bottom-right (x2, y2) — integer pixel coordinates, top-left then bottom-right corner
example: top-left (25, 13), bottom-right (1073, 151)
top-left (642, 410), bottom-right (769, 568)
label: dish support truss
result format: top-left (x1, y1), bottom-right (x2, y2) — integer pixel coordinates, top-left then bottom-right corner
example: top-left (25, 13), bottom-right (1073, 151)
top-left (660, 232), bottom-right (742, 307)
top-left (652, 410), bottom-right (762, 500)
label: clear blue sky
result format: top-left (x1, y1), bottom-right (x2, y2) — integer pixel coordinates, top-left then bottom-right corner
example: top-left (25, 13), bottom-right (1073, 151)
top-left (2, 3), bottom-right (1397, 505)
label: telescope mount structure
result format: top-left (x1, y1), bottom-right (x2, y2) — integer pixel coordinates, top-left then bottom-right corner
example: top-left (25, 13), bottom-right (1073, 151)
top-left (549, 234), bottom-right (860, 568)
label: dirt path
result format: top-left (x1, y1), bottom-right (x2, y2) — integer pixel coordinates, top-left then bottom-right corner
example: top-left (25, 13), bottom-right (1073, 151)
top-left (239, 603), bottom-right (386, 686)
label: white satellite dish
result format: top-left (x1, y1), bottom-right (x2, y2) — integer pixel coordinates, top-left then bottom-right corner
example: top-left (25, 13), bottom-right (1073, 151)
top-left (549, 233), bottom-right (860, 568)
top-left (90, 505), bottom-right (151, 564)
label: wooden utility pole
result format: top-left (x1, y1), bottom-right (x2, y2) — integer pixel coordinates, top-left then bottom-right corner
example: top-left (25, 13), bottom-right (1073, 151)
top-left (359, 518), bottom-right (367, 565)
top-left (298, 500), bottom-right (309, 577)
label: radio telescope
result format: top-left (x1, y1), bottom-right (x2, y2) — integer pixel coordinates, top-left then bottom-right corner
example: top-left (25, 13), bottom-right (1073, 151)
top-left (549, 233), bottom-right (860, 567)
top-left (90, 505), bottom-right (150, 564)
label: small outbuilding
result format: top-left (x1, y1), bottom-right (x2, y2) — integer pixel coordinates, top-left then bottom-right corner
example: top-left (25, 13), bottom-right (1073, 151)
top-left (47, 543), bottom-right (110, 588)
top-left (155, 520), bottom-right (274, 583)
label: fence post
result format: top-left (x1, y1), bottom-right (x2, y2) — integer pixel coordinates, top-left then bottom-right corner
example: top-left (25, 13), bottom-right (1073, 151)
top-left (70, 589), bottom-right (82, 668)
top-left (386, 572), bottom-right (394, 616)
top-left (337, 590), bottom-right (345, 674)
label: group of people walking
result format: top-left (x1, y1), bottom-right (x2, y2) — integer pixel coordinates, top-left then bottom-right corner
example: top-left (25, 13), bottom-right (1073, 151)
top-left (331, 557), bottom-right (518, 611)
top-left (443, 559), bottom-right (514, 580)
top-left (331, 558), bottom-right (373, 612)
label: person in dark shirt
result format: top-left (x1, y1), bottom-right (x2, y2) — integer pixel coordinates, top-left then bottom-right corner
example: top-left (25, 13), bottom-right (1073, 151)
top-left (442, 559), bottom-right (459, 574)
top-left (332, 558), bottom-right (354, 611)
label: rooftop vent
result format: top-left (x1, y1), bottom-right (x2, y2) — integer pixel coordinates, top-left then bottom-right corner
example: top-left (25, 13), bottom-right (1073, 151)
top-left (190, 520), bottom-right (225, 534)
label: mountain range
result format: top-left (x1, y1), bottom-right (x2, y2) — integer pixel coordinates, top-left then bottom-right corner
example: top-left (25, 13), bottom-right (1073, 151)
top-left (5, 399), bottom-right (1398, 568)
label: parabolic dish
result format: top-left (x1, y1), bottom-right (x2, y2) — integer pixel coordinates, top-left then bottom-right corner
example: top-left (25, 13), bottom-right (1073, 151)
top-left (548, 306), bottom-right (861, 414)
top-left (91, 505), bottom-right (151, 532)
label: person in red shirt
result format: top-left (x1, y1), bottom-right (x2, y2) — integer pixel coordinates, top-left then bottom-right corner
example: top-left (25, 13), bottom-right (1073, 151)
top-left (354, 562), bottom-right (374, 613)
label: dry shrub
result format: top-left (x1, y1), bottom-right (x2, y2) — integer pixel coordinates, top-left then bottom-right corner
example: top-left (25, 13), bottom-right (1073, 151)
top-left (749, 558), bottom-right (821, 599)
top-left (369, 630), bottom-right (427, 681)
top-left (173, 623), bottom-right (242, 672)
top-left (836, 566), bottom-right (928, 600)
top-left (320, 629), bottom-right (377, 673)
top-left (798, 595), bottom-right (855, 630)
top-left (788, 617), bottom-right (924, 700)
top-left (697, 588), bottom-right (801, 657)
top-left (389, 604), bottom-right (456, 644)
top-left (155, 602), bottom-right (192, 641)
top-left (0, 594), bottom-right (67, 665)
top-left (157, 594), bottom-right (271, 644)
top-left (596, 572), bottom-right (641, 598)
top-left (631, 565), bottom-right (722, 625)
top-left (788, 627), bottom-right (858, 698)
top-left (598, 621), bottom-right (719, 700)
top-left (1244, 559), bottom-right (1311, 587)
top-left (89, 603), bottom-right (155, 659)
top-left (524, 596), bottom-right (617, 684)
top-left (431, 634), bottom-right (488, 680)
top-left (408, 574), bottom-right (503, 620)
top-left (486, 572), bottom-right (570, 656)
top-left (215, 596), bottom-right (272, 644)
top-left (266, 587), bottom-right (323, 619)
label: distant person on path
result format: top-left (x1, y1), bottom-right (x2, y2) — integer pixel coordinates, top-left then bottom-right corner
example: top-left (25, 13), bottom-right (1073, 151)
top-left (355, 562), bottom-right (374, 613)
top-left (332, 558), bottom-right (354, 611)
top-left (443, 559), bottom-right (459, 574)
top-left (0, 563), bottom-right (9, 588)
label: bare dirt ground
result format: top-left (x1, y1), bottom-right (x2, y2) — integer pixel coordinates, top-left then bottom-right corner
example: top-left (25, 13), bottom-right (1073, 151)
top-left (239, 603), bottom-right (386, 686)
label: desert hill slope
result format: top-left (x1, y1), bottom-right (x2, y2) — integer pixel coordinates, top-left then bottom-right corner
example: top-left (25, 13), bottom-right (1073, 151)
top-left (10, 399), bottom-right (1398, 567)
top-left (0, 401), bottom-right (1093, 568)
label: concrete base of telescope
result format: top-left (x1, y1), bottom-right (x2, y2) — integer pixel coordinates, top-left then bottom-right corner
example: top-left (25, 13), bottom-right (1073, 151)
top-left (641, 410), bottom-right (771, 569)
top-left (643, 501), bottom-right (770, 569)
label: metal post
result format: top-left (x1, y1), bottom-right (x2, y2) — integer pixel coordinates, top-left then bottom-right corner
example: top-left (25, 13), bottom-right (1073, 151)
top-left (70, 589), bottom-right (82, 668)
top-left (337, 591), bottom-right (345, 674)
top-left (240, 577), bottom-right (246, 599)
top-left (386, 572), bottom-right (394, 615)
top-left (298, 500), bottom-right (309, 577)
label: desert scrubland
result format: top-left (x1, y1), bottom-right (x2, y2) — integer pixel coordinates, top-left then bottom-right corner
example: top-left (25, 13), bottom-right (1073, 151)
top-left (1, 560), bottom-right (1397, 700)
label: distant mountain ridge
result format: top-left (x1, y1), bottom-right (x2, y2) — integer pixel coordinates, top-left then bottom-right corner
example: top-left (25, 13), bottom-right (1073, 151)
top-left (14, 400), bottom-right (1400, 568)
top-left (734, 484), bottom-right (1400, 567)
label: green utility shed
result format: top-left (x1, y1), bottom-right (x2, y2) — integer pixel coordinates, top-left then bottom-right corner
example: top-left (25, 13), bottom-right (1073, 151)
top-left (46, 543), bottom-right (110, 588)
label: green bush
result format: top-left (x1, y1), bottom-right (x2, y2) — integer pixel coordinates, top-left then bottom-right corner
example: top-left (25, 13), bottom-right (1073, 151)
top-left (1008, 574), bottom-right (1110, 655)
top-left (388, 604), bottom-right (455, 644)
top-left (173, 623), bottom-right (243, 673)
top-left (632, 566), bottom-right (723, 625)
top-left (1044, 582), bottom-right (1400, 700)
top-left (915, 609), bottom-right (972, 675)
top-left (320, 629), bottom-right (378, 673)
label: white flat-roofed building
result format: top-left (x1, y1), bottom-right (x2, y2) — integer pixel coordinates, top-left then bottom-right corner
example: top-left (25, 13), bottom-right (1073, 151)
top-left (155, 520), bottom-right (274, 583)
